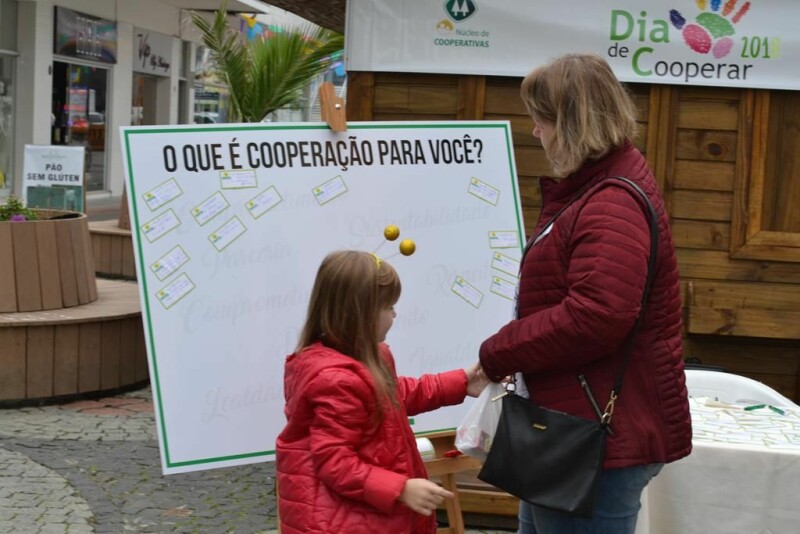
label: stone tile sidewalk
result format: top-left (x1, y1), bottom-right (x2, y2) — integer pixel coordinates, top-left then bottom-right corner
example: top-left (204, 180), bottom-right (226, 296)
top-left (0, 385), bottom-right (513, 533)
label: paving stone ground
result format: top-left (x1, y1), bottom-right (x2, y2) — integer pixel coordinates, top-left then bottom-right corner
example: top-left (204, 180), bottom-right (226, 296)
top-left (0, 386), bottom-right (513, 533)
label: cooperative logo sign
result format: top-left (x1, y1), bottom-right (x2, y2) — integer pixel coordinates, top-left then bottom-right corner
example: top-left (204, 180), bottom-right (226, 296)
top-left (435, 0), bottom-right (489, 48)
top-left (444, 0), bottom-right (477, 22)
top-left (607, 0), bottom-right (777, 84)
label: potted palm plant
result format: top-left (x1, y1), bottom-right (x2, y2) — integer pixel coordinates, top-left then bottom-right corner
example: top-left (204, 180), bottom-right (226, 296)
top-left (191, 0), bottom-right (344, 123)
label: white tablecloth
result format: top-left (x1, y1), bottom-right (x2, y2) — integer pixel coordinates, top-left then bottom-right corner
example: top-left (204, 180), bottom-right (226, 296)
top-left (637, 398), bottom-right (800, 534)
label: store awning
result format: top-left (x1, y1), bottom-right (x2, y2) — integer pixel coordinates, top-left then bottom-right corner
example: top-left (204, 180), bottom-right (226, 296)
top-left (163, 0), bottom-right (346, 32)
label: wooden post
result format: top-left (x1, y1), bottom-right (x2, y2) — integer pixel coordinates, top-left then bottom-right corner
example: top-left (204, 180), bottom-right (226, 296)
top-left (118, 187), bottom-right (131, 230)
top-left (319, 81), bottom-right (347, 132)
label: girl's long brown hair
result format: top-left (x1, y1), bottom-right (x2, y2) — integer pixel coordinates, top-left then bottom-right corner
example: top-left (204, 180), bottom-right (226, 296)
top-left (297, 250), bottom-right (401, 411)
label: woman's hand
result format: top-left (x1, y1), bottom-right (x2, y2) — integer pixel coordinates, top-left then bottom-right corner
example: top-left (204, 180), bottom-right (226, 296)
top-left (398, 478), bottom-right (454, 515)
top-left (465, 362), bottom-right (490, 397)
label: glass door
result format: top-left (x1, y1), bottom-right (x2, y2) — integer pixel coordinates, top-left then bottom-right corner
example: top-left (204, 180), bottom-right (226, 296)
top-left (132, 73), bottom-right (160, 126)
top-left (51, 61), bottom-right (109, 192)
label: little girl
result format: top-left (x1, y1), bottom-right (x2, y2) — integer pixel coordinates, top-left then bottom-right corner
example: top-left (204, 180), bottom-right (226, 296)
top-left (276, 250), bottom-right (486, 534)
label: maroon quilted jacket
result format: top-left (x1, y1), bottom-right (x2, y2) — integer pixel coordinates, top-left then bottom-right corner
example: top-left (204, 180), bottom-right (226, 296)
top-left (479, 142), bottom-right (692, 469)
top-left (276, 342), bottom-right (468, 533)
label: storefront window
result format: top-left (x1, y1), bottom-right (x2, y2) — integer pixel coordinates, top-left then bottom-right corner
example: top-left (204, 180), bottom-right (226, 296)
top-left (179, 41), bottom-right (190, 124)
top-left (51, 62), bottom-right (108, 192)
top-left (0, 55), bottom-right (14, 194)
top-left (0, 0), bottom-right (17, 194)
top-left (0, 0), bottom-right (16, 51)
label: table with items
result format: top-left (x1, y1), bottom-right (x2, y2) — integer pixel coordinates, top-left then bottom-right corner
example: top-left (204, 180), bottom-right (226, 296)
top-left (636, 397), bottom-right (800, 534)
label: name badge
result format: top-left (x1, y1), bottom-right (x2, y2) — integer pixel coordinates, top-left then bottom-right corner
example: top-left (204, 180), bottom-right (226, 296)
top-left (532, 222), bottom-right (554, 246)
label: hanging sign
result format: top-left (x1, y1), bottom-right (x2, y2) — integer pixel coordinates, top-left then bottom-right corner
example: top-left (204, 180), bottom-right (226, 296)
top-left (22, 145), bottom-right (86, 212)
top-left (54, 7), bottom-right (117, 64)
top-left (346, 0), bottom-right (799, 90)
top-left (133, 29), bottom-right (173, 76)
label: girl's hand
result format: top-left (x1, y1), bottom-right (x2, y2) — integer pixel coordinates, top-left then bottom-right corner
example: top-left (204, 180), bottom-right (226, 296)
top-left (465, 362), bottom-right (489, 397)
top-left (398, 478), bottom-right (454, 515)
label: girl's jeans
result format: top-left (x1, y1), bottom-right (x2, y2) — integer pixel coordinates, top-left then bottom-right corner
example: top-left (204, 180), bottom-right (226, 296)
top-left (517, 463), bottom-right (663, 534)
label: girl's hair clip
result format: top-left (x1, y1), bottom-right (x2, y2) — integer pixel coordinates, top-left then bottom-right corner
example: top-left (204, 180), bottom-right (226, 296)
top-left (371, 225), bottom-right (416, 263)
top-left (370, 253), bottom-right (382, 267)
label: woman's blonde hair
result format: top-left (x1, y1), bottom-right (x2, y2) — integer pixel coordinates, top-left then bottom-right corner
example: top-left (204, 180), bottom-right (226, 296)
top-left (520, 53), bottom-right (638, 176)
top-left (297, 250), bottom-right (401, 410)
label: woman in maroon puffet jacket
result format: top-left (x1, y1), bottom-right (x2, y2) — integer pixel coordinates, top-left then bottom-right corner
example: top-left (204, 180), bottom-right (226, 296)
top-left (478, 54), bottom-right (692, 534)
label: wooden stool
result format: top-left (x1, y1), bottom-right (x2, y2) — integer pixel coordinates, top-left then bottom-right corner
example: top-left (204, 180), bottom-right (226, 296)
top-left (423, 430), bottom-right (483, 534)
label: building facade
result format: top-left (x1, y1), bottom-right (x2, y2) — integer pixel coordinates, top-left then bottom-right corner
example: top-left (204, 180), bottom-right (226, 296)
top-left (1, 0), bottom-right (258, 200)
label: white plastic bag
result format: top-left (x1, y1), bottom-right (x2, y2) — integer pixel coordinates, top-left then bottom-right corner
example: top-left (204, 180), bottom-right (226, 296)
top-left (455, 382), bottom-right (505, 461)
top-left (513, 372), bottom-right (529, 399)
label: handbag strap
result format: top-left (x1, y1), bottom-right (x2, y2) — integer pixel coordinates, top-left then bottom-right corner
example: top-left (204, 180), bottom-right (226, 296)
top-left (517, 175), bottom-right (659, 426)
top-left (602, 176), bottom-right (659, 425)
top-left (521, 179), bottom-right (600, 256)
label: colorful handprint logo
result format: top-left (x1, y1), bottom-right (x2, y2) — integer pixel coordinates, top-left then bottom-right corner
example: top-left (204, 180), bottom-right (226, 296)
top-left (670, 0), bottom-right (751, 58)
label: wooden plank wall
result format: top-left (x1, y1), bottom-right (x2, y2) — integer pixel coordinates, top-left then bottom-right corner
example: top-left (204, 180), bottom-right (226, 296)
top-left (667, 87), bottom-right (800, 397)
top-left (347, 72), bottom-right (800, 401)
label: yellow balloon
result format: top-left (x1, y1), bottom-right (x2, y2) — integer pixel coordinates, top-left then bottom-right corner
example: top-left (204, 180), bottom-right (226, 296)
top-left (399, 239), bottom-right (416, 256)
top-left (384, 225), bottom-right (400, 241)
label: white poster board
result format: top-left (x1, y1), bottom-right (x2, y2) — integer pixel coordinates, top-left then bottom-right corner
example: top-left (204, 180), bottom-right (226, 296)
top-left (121, 121), bottom-right (524, 474)
top-left (22, 145), bottom-right (85, 212)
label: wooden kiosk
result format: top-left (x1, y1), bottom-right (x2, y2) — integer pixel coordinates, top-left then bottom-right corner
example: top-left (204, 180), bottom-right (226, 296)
top-left (344, 76), bottom-right (800, 393)
top-left (302, 0), bottom-right (800, 526)
top-left (264, 0), bottom-right (800, 397)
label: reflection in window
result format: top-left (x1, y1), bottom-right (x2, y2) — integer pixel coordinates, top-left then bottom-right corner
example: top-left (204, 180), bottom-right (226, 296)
top-left (51, 62), bottom-right (108, 192)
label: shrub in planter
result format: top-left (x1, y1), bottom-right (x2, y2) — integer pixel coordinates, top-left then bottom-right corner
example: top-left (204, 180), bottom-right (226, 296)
top-left (0, 196), bottom-right (82, 222)
top-left (0, 196), bottom-right (37, 222)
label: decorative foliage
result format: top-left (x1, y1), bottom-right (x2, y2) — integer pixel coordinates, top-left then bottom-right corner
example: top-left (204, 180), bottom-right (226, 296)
top-left (0, 196), bottom-right (37, 222)
top-left (192, 0), bottom-right (345, 123)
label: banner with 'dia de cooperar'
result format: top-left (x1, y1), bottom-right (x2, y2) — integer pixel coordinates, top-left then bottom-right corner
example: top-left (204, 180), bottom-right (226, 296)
top-left (346, 0), bottom-right (797, 90)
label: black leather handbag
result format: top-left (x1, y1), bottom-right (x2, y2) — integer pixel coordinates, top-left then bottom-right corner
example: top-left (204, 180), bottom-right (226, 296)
top-left (478, 388), bottom-right (609, 516)
top-left (477, 176), bottom-right (659, 518)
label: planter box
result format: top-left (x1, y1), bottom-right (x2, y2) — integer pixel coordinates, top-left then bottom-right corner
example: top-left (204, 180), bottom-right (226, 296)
top-left (0, 209), bottom-right (98, 312)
